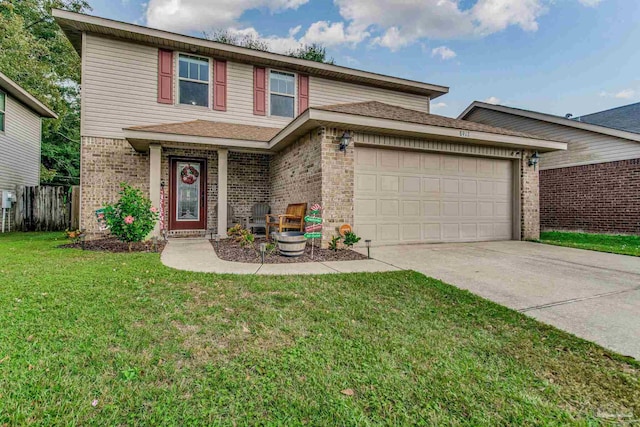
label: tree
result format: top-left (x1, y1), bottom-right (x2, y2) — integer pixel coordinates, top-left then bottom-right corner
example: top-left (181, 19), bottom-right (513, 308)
top-left (287, 43), bottom-right (334, 65)
top-left (205, 30), bottom-right (334, 64)
top-left (0, 0), bottom-right (90, 186)
top-left (204, 29), bottom-right (270, 52)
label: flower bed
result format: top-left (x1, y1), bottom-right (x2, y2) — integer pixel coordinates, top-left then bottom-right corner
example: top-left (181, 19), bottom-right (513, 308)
top-left (60, 237), bottom-right (165, 253)
top-left (211, 237), bottom-right (367, 264)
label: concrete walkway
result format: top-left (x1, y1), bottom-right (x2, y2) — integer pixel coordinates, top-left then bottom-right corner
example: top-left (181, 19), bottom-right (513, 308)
top-left (160, 238), bottom-right (400, 275)
top-left (367, 241), bottom-right (640, 360)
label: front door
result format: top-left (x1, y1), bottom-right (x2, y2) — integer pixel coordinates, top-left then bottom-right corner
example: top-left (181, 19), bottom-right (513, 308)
top-left (170, 158), bottom-right (207, 230)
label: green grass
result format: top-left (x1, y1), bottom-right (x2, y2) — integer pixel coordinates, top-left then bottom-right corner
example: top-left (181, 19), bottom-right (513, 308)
top-left (540, 231), bottom-right (640, 257)
top-left (1, 233), bottom-right (639, 425)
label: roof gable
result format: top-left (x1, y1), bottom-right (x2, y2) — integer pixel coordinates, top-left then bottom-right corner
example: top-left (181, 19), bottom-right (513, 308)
top-left (0, 71), bottom-right (57, 119)
top-left (459, 101), bottom-right (640, 144)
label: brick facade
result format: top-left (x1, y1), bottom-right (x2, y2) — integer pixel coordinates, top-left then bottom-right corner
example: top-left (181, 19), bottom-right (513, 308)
top-left (320, 128), bottom-right (354, 243)
top-left (520, 149), bottom-right (540, 240)
top-left (540, 158), bottom-right (640, 234)
top-left (81, 138), bottom-right (269, 237)
top-left (82, 131), bottom-right (540, 244)
top-left (269, 131), bottom-right (322, 216)
top-left (80, 137), bottom-right (149, 235)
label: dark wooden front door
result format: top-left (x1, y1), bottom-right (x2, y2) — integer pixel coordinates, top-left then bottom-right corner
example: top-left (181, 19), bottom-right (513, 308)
top-left (169, 158), bottom-right (207, 230)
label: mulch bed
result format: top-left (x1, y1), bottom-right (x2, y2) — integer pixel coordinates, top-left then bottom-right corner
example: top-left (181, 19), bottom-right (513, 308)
top-left (60, 237), bottom-right (166, 253)
top-left (212, 237), bottom-right (367, 263)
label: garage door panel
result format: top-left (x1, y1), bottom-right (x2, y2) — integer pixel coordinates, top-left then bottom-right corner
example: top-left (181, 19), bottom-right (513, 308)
top-left (423, 178), bottom-right (441, 193)
top-left (356, 174), bottom-right (377, 192)
top-left (355, 147), bottom-right (513, 244)
top-left (424, 200), bottom-right (440, 217)
top-left (423, 153), bottom-right (441, 171)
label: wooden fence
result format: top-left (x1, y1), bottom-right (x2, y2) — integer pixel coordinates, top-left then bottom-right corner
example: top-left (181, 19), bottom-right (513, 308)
top-left (13, 186), bottom-right (80, 232)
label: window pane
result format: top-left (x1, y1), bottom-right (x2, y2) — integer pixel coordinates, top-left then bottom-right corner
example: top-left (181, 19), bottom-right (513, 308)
top-left (179, 80), bottom-right (209, 107)
top-left (0, 112), bottom-right (4, 132)
top-left (179, 60), bottom-right (188, 79)
top-left (270, 94), bottom-right (294, 117)
top-left (179, 55), bottom-right (208, 82)
top-left (270, 71), bottom-right (294, 95)
top-left (0, 92), bottom-right (5, 111)
top-left (199, 63), bottom-right (209, 81)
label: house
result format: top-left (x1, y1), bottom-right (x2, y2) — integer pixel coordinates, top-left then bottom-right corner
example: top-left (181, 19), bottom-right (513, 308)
top-left (0, 71), bottom-right (57, 231)
top-left (576, 102), bottom-right (640, 134)
top-left (459, 102), bottom-right (640, 234)
top-left (54, 9), bottom-right (566, 246)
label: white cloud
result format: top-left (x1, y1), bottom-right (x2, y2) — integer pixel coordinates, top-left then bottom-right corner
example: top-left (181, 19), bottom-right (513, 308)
top-left (599, 89), bottom-right (636, 99)
top-left (145, 0), bottom-right (605, 52)
top-left (431, 102), bottom-right (447, 109)
top-left (615, 89), bottom-right (635, 99)
top-left (484, 96), bottom-right (501, 104)
top-left (578, 0), bottom-right (603, 6)
top-left (146, 0), bottom-right (309, 32)
top-left (431, 46), bottom-right (456, 60)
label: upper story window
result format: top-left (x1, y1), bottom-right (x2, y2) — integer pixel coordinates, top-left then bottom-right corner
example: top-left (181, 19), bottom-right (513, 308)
top-left (270, 71), bottom-right (295, 118)
top-left (0, 91), bottom-right (5, 132)
top-left (178, 54), bottom-right (209, 107)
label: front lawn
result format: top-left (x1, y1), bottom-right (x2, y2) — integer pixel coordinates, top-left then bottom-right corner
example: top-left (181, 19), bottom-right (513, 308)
top-left (1, 233), bottom-right (639, 425)
top-left (540, 231), bottom-right (640, 257)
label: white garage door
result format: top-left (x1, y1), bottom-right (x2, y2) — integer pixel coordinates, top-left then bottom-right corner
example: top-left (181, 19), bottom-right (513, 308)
top-left (354, 147), bottom-right (514, 244)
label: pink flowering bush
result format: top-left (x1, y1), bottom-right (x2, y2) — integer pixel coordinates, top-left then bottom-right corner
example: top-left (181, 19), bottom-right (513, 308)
top-left (103, 183), bottom-right (159, 251)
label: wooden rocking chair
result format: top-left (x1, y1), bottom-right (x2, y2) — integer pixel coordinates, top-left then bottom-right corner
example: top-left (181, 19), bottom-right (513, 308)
top-left (266, 203), bottom-right (307, 238)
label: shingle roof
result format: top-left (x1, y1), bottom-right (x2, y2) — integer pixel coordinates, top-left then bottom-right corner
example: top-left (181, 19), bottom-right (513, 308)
top-left (314, 101), bottom-right (549, 140)
top-left (126, 120), bottom-right (281, 142)
top-left (576, 102), bottom-right (640, 134)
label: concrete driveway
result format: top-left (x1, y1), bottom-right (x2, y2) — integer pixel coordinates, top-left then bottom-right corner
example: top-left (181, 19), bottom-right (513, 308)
top-left (368, 241), bottom-right (640, 360)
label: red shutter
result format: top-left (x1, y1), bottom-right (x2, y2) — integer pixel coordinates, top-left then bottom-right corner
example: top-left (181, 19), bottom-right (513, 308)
top-left (253, 66), bottom-right (266, 116)
top-left (213, 60), bottom-right (227, 111)
top-left (298, 74), bottom-right (309, 114)
top-left (157, 49), bottom-right (173, 104)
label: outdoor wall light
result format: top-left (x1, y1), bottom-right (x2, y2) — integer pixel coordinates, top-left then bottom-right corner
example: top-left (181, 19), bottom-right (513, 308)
top-left (528, 151), bottom-right (540, 170)
top-left (365, 239), bottom-right (372, 259)
top-left (338, 131), bottom-right (352, 153)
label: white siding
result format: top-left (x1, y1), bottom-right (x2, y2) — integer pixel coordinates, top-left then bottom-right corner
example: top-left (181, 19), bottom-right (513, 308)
top-left (0, 94), bottom-right (41, 190)
top-left (308, 77), bottom-right (430, 113)
top-left (82, 34), bottom-right (431, 139)
top-left (465, 109), bottom-right (640, 170)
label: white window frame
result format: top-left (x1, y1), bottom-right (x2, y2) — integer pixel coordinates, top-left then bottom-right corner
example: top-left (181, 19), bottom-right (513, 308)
top-left (177, 53), bottom-right (212, 109)
top-left (0, 90), bottom-right (5, 133)
top-left (268, 70), bottom-right (297, 118)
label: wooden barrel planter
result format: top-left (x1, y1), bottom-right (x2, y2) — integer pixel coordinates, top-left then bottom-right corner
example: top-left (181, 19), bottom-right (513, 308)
top-left (274, 231), bottom-right (306, 257)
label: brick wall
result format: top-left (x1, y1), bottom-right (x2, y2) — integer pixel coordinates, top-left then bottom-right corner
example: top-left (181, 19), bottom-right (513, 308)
top-left (521, 149), bottom-right (540, 240)
top-left (269, 131), bottom-right (322, 217)
top-left (540, 158), bottom-right (640, 234)
top-left (80, 137), bottom-right (149, 235)
top-left (81, 138), bottom-right (270, 237)
top-left (321, 128), bottom-right (354, 244)
top-left (228, 152), bottom-right (270, 224)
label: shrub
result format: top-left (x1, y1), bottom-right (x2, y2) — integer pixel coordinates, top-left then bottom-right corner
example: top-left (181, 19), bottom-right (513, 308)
top-left (329, 235), bottom-right (341, 252)
top-left (103, 184), bottom-right (159, 251)
top-left (343, 231), bottom-right (361, 248)
top-left (227, 224), bottom-right (256, 249)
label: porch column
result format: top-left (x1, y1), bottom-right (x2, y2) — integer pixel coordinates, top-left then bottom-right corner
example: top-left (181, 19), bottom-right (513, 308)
top-left (149, 143), bottom-right (162, 237)
top-left (217, 148), bottom-right (228, 237)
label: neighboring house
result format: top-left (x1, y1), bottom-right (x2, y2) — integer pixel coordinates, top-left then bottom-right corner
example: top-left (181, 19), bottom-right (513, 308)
top-left (576, 102), bottom-right (640, 134)
top-left (0, 71), bottom-right (57, 230)
top-left (54, 9), bottom-right (566, 246)
top-left (459, 102), bottom-right (640, 234)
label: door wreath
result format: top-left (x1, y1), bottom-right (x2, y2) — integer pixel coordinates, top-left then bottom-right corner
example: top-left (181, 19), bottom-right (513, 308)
top-left (180, 164), bottom-right (199, 185)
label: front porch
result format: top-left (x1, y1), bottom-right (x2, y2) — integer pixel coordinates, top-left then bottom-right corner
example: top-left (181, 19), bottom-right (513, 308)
top-left (149, 144), bottom-right (271, 238)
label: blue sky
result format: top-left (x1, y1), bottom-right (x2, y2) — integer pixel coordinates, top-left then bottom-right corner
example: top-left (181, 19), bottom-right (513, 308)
top-left (87, 0), bottom-right (639, 118)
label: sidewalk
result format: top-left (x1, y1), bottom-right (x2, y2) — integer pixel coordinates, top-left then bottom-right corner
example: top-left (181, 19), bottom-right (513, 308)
top-left (160, 238), bottom-right (401, 275)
